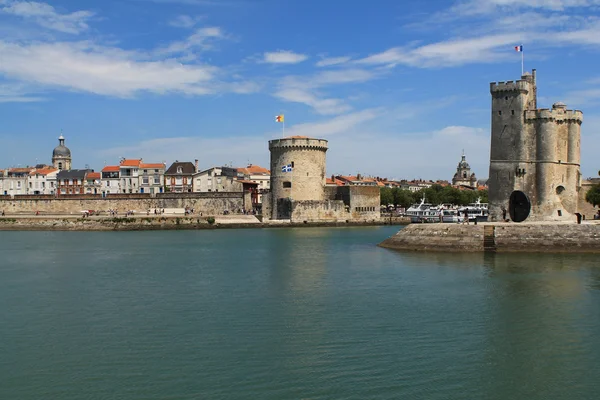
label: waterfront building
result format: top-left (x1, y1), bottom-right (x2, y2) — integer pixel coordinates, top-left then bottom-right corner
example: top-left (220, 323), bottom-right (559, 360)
top-left (52, 135), bottom-right (72, 171)
top-left (335, 175), bottom-right (379, 186)
top-left (165, 161), bottom-right (196, 193)
top-left (84, 172), bottom-right (101, 195)
top-left (101, 166), bottom-right (121, 195)
top-left (452, 153), bottom-right (477, 188)
top-left (28, 167), bottom-right (58, 195)
top-left (56, 169), bottom-right (91, 195)
top-left (236, 164), bottom-right (270, 204)
top-left (3, 168), bottom-right (34, 195)
top-left (488, 70), bottom-right (583, 222)
top-left (138, 163), bottom-right (165, 194)
top-left (119, 159), bottom-right (141, 194)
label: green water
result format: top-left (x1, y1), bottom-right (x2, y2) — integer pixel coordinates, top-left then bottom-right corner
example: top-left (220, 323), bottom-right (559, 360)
top-left (1, 227), bottom-right (599, 399)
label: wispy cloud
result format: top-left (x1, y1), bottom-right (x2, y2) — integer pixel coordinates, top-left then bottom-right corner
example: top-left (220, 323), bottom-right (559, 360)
top-left (0, 82), bottom-right (45, 103)
top-left (282, 109), bottom-right (381, 137)
top-left (155, 26), bottom-right (225, 56)
top-left (263, 50), bottom-right (308, 64)
top-left (168, 14), bottom-right (205, 28)
top-left (0, 1), bottom-right (94, 34)
top-left (273, 68), bottom-right (380, 114)
top-left (315, 56), bottom-right (351, 67)
top-left (357, 33), bottom-right (523, 68)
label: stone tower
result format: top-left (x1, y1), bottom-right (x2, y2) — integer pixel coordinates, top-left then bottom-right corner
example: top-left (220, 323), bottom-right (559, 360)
top-left (52, 134), bottom-right (72, 171)
top-left (452, 152), bottom-right (477, 187)
top-left (488, 70), bottom-right (583, 222)
top-left (268, 136), bottom-right (328, 220)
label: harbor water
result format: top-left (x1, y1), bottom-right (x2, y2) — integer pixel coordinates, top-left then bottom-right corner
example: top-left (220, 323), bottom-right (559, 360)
top-left (1, 227), bottom-right (599, 399)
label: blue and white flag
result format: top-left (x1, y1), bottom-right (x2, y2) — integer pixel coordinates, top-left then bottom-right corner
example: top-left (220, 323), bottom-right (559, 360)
top-left (281, 164), bottom-right (293, 173)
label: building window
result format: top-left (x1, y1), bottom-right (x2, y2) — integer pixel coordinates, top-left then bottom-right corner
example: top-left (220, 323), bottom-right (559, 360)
top-left (58, 162), bottom-right (63, 170)
top-left (154, 177), bottom-right (160, 185)
top-left (155, 169), bottom-right (159, 173)
top-left (177, 167), bottom-right (183, 174)
top-left (498, 110), bottom-right (502, 115)
top-left (143, 177), bottom-right (149, 185)
top-left (283, 181), bottom-right (291, 188)
top-left (511, 110), bottom-right (515, 115)
top-left (144, 170), bottom-right (147, 173)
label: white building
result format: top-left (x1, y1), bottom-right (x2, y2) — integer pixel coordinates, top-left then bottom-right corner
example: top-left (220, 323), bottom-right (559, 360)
top-left (193, 166), bottom-right (243, 192)
top-left (236, 164), bottom-right (270, 204)
top-left (2, 168), bottom-right (34, 195)
top-left (28, 167), bottom-right (59, 195)
top-left (119, 159), bottom-right (141, 193)
top-left (101, 165), bottom-right (121, 195)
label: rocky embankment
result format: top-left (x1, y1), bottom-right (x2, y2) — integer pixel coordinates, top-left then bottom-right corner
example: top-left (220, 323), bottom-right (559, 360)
top-left (379, 222), bottom-right (600, 253)
top-left (0, 215), bottom-right (407, 231)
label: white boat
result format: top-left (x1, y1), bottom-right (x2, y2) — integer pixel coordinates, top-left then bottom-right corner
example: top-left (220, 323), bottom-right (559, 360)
top-left (405, 198), bottom-right (443, 223)
top-left (441, 209), bottom-right (460, 223)
top-left (457, 198), bottom-right (489, 222)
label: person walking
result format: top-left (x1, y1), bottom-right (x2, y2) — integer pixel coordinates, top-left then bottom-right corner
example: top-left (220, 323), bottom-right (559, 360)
top-left (502, 206), bottom-right (507, 221)
top-left (462, 209), bottom-right (469, 225)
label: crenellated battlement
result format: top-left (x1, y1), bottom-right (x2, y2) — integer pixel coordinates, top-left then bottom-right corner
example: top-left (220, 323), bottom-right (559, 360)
top-left (525, 108), bottom-right (583, 123)
top-left (490, 80), bottom-right (531, 94)
top-left (269, 137), bottom-right (329, 151)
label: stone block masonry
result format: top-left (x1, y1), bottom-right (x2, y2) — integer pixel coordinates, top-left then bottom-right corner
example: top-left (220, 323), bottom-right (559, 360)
top-left (379, 223), bottom-right (600, 253)
top-left (0, 193), bottom-right (246, 215)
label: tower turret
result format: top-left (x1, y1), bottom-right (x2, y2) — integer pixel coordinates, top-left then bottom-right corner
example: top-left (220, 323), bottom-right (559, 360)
top-left (52, 134), bottom-right (72, 171)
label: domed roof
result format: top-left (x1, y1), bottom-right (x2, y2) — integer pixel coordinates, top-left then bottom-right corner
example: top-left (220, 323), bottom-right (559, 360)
top-left (458, 154), bottom-right (470, 169)
top-left (52, 135), bottom-right (71, 158)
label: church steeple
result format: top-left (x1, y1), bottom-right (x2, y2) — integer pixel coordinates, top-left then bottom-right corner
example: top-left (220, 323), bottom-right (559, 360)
top-left (52, 132), bottom-right (72, 171)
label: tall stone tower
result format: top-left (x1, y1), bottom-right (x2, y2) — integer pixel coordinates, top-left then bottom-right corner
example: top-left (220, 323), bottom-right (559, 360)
top-left (52, 134), bottom-right (72, 171)
top-left (488, 70), bottom-right (583, 222)
top-left (268, 136), bottom-right (328, 220)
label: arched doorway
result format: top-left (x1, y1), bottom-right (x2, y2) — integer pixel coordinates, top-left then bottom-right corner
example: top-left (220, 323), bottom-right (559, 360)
top-left (509, 190), bottom-right (531, 222)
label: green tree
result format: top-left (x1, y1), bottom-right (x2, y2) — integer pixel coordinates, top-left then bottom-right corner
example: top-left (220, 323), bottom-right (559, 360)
top-left (585, 184), bottom-right (600, 207)
top-left (380, 187), bottom-right (393, 206)
top-left (393, 188), bottom-right (414, 209)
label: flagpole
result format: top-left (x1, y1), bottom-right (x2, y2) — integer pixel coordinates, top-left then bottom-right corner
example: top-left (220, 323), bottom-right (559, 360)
top-left (282, 119), bottom-right (285, 138)
top-left (521, 45), bottom-right (524, 76)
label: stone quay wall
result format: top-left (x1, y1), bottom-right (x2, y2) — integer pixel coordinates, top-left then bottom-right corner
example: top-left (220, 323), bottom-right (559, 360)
top-left (0, 193), bottom-right (245, 215)
top-left (379, 223), bottom-right (600, 253)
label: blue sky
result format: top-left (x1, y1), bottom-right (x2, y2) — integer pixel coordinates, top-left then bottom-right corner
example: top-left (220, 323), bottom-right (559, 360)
top-left (1, 0), bottom-right (599, 180)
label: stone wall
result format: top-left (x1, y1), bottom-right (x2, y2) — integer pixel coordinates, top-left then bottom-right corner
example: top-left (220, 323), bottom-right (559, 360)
top-left (379, 222), bottom-right (600, 253)
top-left (578, 181), bottom-right (598, 220)
top-left (0, 192), bottom-right (245, 215)
top-left (290, 200), bottom-right (347, 222)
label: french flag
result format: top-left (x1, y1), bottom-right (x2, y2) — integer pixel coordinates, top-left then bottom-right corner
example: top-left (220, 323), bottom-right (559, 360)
top-left (515, 45), bottom-right (523, 52)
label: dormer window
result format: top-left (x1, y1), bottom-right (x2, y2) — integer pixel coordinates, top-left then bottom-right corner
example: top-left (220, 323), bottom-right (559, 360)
top-left (177, 167), bottom-right (183, 174)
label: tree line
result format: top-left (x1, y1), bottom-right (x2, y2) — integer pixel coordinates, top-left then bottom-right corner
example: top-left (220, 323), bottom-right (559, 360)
top-left (380, 185), bottom-right (488, 208)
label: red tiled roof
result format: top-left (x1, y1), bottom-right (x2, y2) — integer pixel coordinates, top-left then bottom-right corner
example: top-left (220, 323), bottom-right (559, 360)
top-left (120, 159), bottom-right (142, 167)
top-left (87, 172), bottom-right (101, 179)
top-left (9, 167), bottom-right (35, 173)
top-left (30, 168), bottom-right (58, 176)
top-left (238, 164), bottom-right (270, 175)
top-left (326, 178), bottom-right (345, 186)
top-left (140, 163), bottom-right (165, 169)
top-left (102, 165), bottom-right (120, 172)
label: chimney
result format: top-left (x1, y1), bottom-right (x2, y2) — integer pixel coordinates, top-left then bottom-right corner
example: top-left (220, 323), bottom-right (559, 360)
top-left (194, 159), bottom-right (199, 172)
top-left (357, 173), bottom-right (362, 180)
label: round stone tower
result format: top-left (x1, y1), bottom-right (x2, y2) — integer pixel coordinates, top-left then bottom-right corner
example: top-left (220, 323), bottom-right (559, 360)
top-left (268, 136), bottom-right (328, 220)
top-left (52, 134), bottom-right (72, 171)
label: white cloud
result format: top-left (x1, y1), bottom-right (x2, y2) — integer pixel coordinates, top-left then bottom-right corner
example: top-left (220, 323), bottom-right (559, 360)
top-left (263, 50), bottom-right (308, 64)
top-left (449, 0), bottom-right (600, 16)
top-left (274, 88), bottom-right (352, 115)
top-left (273, 69), bottom-right (379, 114)
top-left (1, 1), bottom-right (94, 34)
top-left (0, 40), bottom-right (227, 97)
top-left (357, 33), bottom-right (523, 68)
top-left (156, 26), bottom-right (224, 56)
top-left (0, 82), bottom-right (45, 102)
top-left (315, 56), bottom-right (351, 67)
top-left (282, 109), bottom-right (381, 137)
top-left (168, 15), bottom-right (204, 28)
